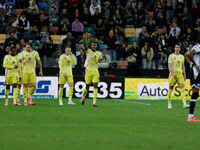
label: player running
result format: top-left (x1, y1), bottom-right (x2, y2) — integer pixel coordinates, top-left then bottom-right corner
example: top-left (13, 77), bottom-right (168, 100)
top-left (167, 44), bottom-right (190, 109)
top-left (81, 33), bottom-right (102, 107)
top-left (58, 46), bottom-right (76, 105)
top-left (185, 36), bottom-right (200, 122)
top-left (20, 43), bottom-right (43, 106)
top-left (3, 47), bottom-right (20, 106)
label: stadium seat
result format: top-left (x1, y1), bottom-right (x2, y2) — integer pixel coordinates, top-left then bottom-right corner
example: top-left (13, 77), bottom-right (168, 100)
top-left (119, 61), bottom-right (128, 69)
top-left (148, 12), bottom-right (154, 19)
top-left (84, 27), bottom-right (94, 34)
top-left (50, 26), bottom-right (59, 35)
top-left (127, 37), bottom-right (137, 45)
top-left (61, 35), bottom-right (67, 42)
top-left (136, 28), bottom-right (142, 37)
top-left (124, 28), bottom-right (136, 37)
top-left (50, 35), bottom-right (61, 44)
top-left (16, 9), bottom-right (25, 18)
top-left (0, 34), bottom-right (7, 43)
top-left (98, 44), bottom-right (107, 51)
top-left (75, 43), bottom-right (84, 51)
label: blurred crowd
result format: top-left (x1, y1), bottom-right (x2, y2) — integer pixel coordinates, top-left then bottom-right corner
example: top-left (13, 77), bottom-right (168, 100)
top-left (0, 0), bottom-right (200, 76)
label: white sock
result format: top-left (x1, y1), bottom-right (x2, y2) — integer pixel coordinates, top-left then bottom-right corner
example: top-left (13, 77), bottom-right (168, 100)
top-left (188, 114), bottom-right (194, 119)
top-left (93, 102), bottom-right (96, 104)
top-left (59, 100), bottom-right (62, 102)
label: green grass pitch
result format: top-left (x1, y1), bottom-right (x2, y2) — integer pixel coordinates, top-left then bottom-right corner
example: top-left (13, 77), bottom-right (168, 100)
top-left (0, 98), bottom-right (200, 150)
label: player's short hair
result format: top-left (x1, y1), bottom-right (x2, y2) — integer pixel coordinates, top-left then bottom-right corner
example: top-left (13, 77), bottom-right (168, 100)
top-left (26, 43), bottom-right (32, 47)
top-left (175, 44), bottom-right (180, 47)
top-left (10, 47), bottom-right (16, 51)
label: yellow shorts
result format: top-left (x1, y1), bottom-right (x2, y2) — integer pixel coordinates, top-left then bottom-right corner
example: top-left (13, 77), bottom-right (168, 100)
top-left (58, 74), bottom-right (74, 85)
top-left (22, 72), bottom-right (37, 84)
top-left (85, 69), bottom-right (99, 84)
top-left (4, 76), bottom-right (19, 85)
top-left (168, 72), bottom-right (184, 86)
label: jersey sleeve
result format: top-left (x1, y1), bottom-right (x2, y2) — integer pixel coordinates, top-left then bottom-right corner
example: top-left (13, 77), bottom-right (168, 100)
top-left (35, 51), bottom-right (40, 60)
top-left (168, 54), bottom-right (172, 63)
top-left (192, 45), bottom-right (200, 53)
top-left (98, 51), bottom-right (102, 60)
top-left (70, 55), bottom-right (77, 66)
top-left (3, 56), bottom-right (14, 69)
top-left (58, 55), bottom-right (64, 73)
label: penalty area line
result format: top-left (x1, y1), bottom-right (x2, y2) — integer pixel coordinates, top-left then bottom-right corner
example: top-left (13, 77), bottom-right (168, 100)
top-left (112, 99), bottom-right (152, 106)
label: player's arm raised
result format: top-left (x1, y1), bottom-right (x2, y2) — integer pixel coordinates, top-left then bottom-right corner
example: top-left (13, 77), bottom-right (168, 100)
top-left (185, 50), bottom-right (200, 72)
top-left (83, 33), bottom-right (88, 52)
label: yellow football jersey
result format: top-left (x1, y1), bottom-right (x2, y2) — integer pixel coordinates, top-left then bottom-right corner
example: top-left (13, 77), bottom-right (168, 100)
top-left (59, 54), bottom-right (76, 76)
top-left (168, 53), bottom-right (184, 73)
top-left (3, 54), bottom-right (19, 77)
top-left (20, 50), bottom-right (40, 73)
top-left (17, 51), bottom-right (24, 77)
top-left (84, 49), bottom-right (102, 71)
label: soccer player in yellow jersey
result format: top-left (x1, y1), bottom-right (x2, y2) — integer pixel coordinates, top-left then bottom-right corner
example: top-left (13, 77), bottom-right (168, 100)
top-left (20, 43), bottom-right (43, 106)
top-left (167, 44), bottom-right (190, 109)
top-left (81, 33), bottom-right (102, 107)
top-left (58, 46), bottom-right (76, 105)
top-left (3, 47), bottom-right (20, 106)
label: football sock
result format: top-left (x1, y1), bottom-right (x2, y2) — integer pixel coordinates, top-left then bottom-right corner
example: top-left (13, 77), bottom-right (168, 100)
top-left (68, 87), bottom-right (73, 101)
top-left (17, 88), bottom-right (20, 100)
top-left (189, 92), bottom-right (198, 118)
top-left (23, 87), bottom-right (28, 102)
top-left (93, 88), bottom-right (98, 104)
top-left (13, 88), bottom-right (18, 103)
top-left (29, 87), bottom-right (36, 97)
top-left (59, 87), bottom-right (63, 101)
top-left (180, 88), bottom-right (186, 104)
top-left (82, 88), bottom-right (88, 98)
top-left (5, 88), bottom-right (9, 100)
top-left (167, 89), bottom-right (172, 104)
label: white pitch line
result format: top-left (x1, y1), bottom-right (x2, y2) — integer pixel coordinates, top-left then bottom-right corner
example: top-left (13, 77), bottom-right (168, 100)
top-left (115, 99), bottom-right (152, 106)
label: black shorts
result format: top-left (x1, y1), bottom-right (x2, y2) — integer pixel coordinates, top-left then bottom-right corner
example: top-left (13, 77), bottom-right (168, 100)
top-left (190, 68), bottom-right (200, 89)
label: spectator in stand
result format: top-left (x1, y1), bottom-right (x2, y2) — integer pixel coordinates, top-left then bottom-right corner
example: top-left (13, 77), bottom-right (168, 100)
top-left (125, 11), bottom-right (135, 28)
top-left (0, 43), bottom-right (6, 66)
top-left (138, 26), bottom-right (148, 47)
top-left (4, 31), bottom-right (18, 49)
top-left (72, 8), bottom-right (82, 22)
top-left (117, 42), bottom-right (128, 61)
top-left (125, 1), bottom-right (134, 15)
top-left (134, 1), bottom-right (147, 27)
top-left (37, 14), bottom-right (49, 32)
top-left (159, 33), bottom-right (168, 51)
top-left (196, 25), bottom-right (200, 39)
top-left (173, 2), bottom-right (184, 19)
top-left (29, 0), bottom-right (39, 13)
top-left (141, 42), bottom-right (154, 69)
top-left (179, 15), bottom-right (190, 36)
top-left (126, 57), bottom-right (141, 77)
top-left (113, 9), bottom-right (123, 28)
top-left (102, 1), bottom-right (112, 21)
top-left (52, 45), bottom-right (62, 68)
top-left (94, 18), bottom-right (105, 39)
top-left (40, 25), bottom-right (49, 44)
top-left (182, 6), bottom-right (193, 27)
top-left (24, 25), bottom-right (40, 44)
top-left (82, 8), bottom-right (91, 27)
top-left (91, 8), bottom-right (102, 25)
top-left (61, 32), bottom-right (76, 54)
top-left (59, 1), bottom-right (68, 13)
top-left (165, 0), bottom-right (175, 21)
top-left (155, 10), bottom-right (166, 27)
top-left (49, 9), bottom-right (59, 27)
top-left (89, 0), bottom-right (101, 16)
top-left (114, 28), bottom-right (126, 48)
top-left (77, 48), bottom-right (86, 68)
top-left (42, 37), bottom-right (55, 67)
top-left (29, 9), bottom-right (38, 26)
top-left (71, 17), bottom-right (84, 41)
top-left (150, 29), bottom-right (160, 49)
top-left (167, 22), bottom-right (181, 47)
top-left (58, 16), bottom-right (70, 35)
top-left (154, 0), bottom-right (165, 12)
top-left (127, 41), bottom-right (141, 66)
top-left (37, 0), bottom-right (48, 15)
top-left (104, 30), bottom-right (117, 60)
top-left (156, 50), bottom-right (167, 70)
top-left (12, 11), bottom-right (30, 39)
top-left (189, 0), bottom-right (200, 26)
top-left (146, 18), bottom-right (155, 34)
top-left (49, 0), bottom-right (60, 15)
top-left (183, 27), bottom-right (195, 49)
top-left (101, 48), bottom-right (111, 63)
top-left (58, 8), bottom-right (69, 23)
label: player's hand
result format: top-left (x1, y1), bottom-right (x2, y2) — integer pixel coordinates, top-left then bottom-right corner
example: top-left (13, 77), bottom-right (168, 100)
top-left (172, 73), bottom-right (177, 78)
top-left (69, 52), bottom-right (72, 55)
top-left (14, 65), bottom-right (18, 69)
top-left (83, 33), bottom-right (87, 39)
top-left (39, 71), bottom-right (43, 77)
